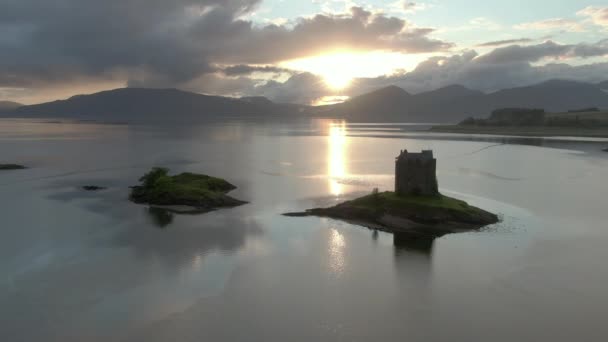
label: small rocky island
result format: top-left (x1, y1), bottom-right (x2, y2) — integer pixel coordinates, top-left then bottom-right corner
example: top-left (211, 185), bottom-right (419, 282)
top-left (82, 185), bottom-right (107, 191)
top-left (0, 164), bottom-right (27, 170)
top-left (130, 167), bottom-right (247, 213)
top-left (285, 150), bottom-right (498, 235)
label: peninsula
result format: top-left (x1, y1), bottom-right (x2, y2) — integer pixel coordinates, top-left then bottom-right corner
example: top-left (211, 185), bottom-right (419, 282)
top-left (431, 108), bottom-right (608, 138)
top-left (285, 150), bottom-right (498, 235)
top-left (130, 168), bottom-right (247, 213)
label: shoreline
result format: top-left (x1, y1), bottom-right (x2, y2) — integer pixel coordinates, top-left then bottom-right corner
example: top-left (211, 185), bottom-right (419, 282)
top-left (429, 125), bottom-right (608, 138)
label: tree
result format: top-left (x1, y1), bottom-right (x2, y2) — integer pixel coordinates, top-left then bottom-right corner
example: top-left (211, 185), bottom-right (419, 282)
top-left (140, 167), bottom-right (169, 189)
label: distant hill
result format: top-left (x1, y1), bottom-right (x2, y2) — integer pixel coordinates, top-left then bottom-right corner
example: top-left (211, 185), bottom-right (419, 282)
top-left (4, 80), bottom-right (608, 123)
top-left (598, 81), bottom-right (608, 90)
top-left (320, 80), bottom-right (608, 123)
top-left (6, 88), bottom-right (305, 122)
top-left (0, 101), bottom-right (23, 112)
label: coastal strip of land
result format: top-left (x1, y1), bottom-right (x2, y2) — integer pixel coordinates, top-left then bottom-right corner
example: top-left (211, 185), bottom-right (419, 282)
top-left (429, 125), bottom-right (608, 138)
top-left (431, 109), bottom-right (608, 138)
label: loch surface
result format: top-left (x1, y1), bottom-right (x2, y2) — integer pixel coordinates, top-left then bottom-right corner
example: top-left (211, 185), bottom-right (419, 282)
top-left (1, 118), bottom-right (607, 341)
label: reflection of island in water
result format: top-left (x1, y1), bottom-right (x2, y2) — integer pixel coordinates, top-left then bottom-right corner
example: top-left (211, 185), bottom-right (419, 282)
top-left (147, 207), bottom-right (174, 228)
top-left (392, 232), bottom-right (437, 256)
top-left (390, 231), bottom-right (437, 291)
top-left (109, 211), bottom-right (264, 271)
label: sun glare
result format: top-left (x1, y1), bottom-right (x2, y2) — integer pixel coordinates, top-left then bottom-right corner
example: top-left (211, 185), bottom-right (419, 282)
top-left (324, 74), bottom-right (353, 90)
top-left (282, 51), bottom-right (434, 92)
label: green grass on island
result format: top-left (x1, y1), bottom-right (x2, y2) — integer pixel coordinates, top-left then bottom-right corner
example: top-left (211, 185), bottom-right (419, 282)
top-left (293, 190), bottom-right (499, 231)
top-left (344, 191), bottom-right (484, 215)
top-left (130, 167), bottom-right (246, 208)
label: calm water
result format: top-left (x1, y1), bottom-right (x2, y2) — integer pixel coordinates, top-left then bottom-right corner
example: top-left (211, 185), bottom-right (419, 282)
top-left (1, 118), bottom-right (608, 341)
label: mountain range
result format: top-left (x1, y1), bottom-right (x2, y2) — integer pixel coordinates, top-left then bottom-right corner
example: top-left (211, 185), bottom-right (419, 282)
top-left (0, 101), bottom-right (23, 113)
top-left (2, 88), bottom-right (306, 123)
top-left (318, 80), bottom-right (608, 122)
top-left (2, 79), bottom-right (608, 123)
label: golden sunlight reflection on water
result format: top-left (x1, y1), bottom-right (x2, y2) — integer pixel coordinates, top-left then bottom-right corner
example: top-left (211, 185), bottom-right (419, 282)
top-left (328, 228), bottom-right (346, 275)
top-left (328, 121), bottom-right (348, 196)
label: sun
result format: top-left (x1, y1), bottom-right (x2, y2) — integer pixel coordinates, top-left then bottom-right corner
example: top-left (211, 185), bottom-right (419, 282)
top-left (282, 51), bottom-right (433, 93)
top-left (324, 73), bottom-right (353, 90)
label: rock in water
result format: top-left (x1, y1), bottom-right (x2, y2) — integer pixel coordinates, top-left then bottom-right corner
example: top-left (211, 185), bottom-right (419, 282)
top-left (82, 185), bottom-right (107, 191)
top-left (0, 164), bottom-right (27, 170)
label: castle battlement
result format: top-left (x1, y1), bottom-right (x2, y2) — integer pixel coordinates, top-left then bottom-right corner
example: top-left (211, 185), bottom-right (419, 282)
top-left (396, 149), bottom-right (434, 161)
top-left (395, 149), bottom-right (438, 196)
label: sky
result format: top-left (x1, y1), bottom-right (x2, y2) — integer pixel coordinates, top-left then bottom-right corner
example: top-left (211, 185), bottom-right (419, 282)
top-left (1, 0), bottom-right (607, 105)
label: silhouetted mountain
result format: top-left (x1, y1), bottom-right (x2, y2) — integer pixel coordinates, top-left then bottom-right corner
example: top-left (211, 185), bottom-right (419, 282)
top-left (598, 81), bottom-right (608, 90)
top-left (7, 88), bottom-right (304, 122)
top-left (414, 84), bottom-right (484, 102)
top-left (481, 80), bottom-right (608, 113)
top-left (318, 85), bottom-right (413, 121)
top-left (240, 96), bottom-right (274, 106)
top-left (322, 80), bottom-right (608, 123)
top-left (0, 101), bottom-right (23, 112)
top-left (5, 80), bottom-right (608, 123)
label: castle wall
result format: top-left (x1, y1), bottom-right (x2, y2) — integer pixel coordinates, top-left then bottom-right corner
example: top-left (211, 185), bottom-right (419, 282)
top-left (395, 158), bottom-right (438, 196)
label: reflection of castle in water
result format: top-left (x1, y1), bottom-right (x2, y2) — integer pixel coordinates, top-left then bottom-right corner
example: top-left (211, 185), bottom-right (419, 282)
top-left (390, 231), bottom-right (437, 291)
top-left (393, 232), bottom-right (438, 256)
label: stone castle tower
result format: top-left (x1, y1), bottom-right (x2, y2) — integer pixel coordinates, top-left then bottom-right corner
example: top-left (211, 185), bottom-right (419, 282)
top-left (395, 150), bottom-right (439, 196)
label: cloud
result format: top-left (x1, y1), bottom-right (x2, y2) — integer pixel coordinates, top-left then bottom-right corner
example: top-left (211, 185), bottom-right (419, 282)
top-left (515, 18), bottom-right (585, 32)
top-left (220, 64), bottom-right (294, 76)
top-left (253, 40), bottom-right (608, 104)
top-left (390, 1), bottom-right (429, 14)
top-left (476, 38), bottom-right (533, 47)
top-left (252, 72), bottom-right (330, 104)
top-left (2, 1), bottom-right (606, 106)
top-left (577, 6), bottom-right (608, 28)
top-left (477, 40), bottom-right (608, 64)
top-left (0, 1), bottom-right (451, 94)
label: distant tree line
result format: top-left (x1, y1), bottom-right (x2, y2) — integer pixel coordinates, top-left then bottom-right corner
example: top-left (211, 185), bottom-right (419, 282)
top-left (568, 107), bottom-right (599, 113)
top-left (460, 108), bottom-right (545, 126)
top-left (460, 108), bottom-right (607, 127)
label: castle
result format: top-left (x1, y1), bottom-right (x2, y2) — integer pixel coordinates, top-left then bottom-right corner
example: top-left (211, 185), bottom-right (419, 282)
top-left (395, 150), bottom-right (438, 196)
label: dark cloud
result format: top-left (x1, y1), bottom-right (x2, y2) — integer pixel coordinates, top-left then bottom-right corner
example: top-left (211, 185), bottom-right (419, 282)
top-left (476, 38), bottom-right (533, 47)
top-left (476, 40), bottom-right (608, 64)
top-left (220, 65), bottom-right (294, 76)
top-left (0, 2), bottom-right (450, 91)
top-left (253, 72), bottom-right (329, 104)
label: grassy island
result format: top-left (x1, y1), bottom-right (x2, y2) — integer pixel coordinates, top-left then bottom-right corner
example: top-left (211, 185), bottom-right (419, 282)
top-left (0, 164), bottom-right (27, 170)
top-left (130, 167), bottom-right (246, 211)
top-left (285, 191), bottom-right (498, 235)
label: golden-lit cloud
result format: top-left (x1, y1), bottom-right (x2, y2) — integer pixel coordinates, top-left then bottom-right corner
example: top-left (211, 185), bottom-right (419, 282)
top-left (282, 51), bottom-right (433, 91)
